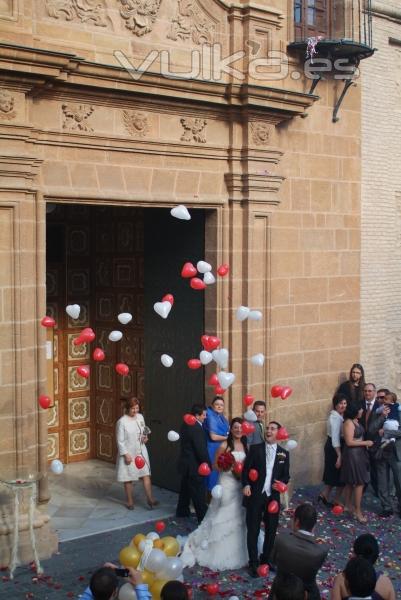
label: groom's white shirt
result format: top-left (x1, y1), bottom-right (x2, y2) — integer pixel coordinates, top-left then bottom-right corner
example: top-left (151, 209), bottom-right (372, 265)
top-left (262, 443), bottom-right (277, 496)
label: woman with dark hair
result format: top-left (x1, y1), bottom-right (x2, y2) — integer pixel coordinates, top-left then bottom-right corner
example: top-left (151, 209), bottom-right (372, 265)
top-left (331, 533), bottom-right (395, 600)
top-left (319, 393), bottom-right (347, 506)
top-left (204, 396), bottom-right (230, 490)
top-left (116, 397), bottom-right (158, 510)
top-left (337, 364), bottom-right (366, 405)
top-left (161, 580), bottom-right (189, 600)
top-left (181, 417), bottom-right (248, 570)
top-left (340, 402), bottom-right (373, 523)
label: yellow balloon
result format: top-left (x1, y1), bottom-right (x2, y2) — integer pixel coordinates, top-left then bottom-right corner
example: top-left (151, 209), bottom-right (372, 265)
top-left (119, 545), bottom-right (141, 568)
top-left (160, 536), bottom-right (180, 557)
top-left (153, 539), bottom-right (164, 550)
top-left (132, 533), bottom-right (146, 548)
top-left (140, 569), bottom-right (155, 587)
top-left (150, 579), bottom-right (169, 600)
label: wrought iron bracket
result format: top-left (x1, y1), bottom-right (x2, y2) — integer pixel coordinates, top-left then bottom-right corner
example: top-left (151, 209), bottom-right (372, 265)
top-left (332, 77), bottom-right (357, 122)
top-left (308, 73), bottom-right (322, 96)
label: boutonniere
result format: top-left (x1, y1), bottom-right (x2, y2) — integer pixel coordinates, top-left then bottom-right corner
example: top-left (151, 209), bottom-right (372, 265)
top-left (276, 451), bottom-right (286, 458)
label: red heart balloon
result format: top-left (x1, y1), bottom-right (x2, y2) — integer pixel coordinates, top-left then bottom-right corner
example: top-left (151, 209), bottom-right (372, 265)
top-left (181, 262), bottom-right (197, 278)
top-left (162, 294), bottom-right (174, 305)
top-left (276, 427), bottom-right (289, 441)
top-left (38, 395), bottom-right (52, 409)
top-left (187, 359), bottom-right (202, 370)
top-left (249, 468), bottom-right (259, 482)
top-left (233, 461), bottom-right (243, 475)
top-left (201, 335), bottom-right (210, 349)
top-left (281, 386), bottom-right (293, 400)
top-left (332, 504), bottom-right (344, 516)
top-left (201, 335), bottom-right (221, 352)
top-left (214, 385), bottom-right (226, 395)
top-left (244, 394), bottom-right (255, 407)
top-left (198, 462), bottom-right (211, 476)
top-left (257, 564), bottom-right (269, 577)
top-left (208, 373), bottom-right (219, 386)
top-left (77, 365), bottom-right (90, 379)
top-left (41, 316), bottom-right (56, 328)
top-left (190, 277), bottom-right (206, 290)
top-left (80, 327), bottom-right (95, 343)
top-left (115, 363), bottom-right (129, 376)
top-left (242, 421), bottom-right (255, 435)
top-left (274, 481), bottom-right (288, 493)
top-left (205, 583), bottom-right (219, 596)
top-left (267, 500), bottom-right (279, 514)
top-left (183, 413), bottom-right (197, 426)
top-left (271, 385), bottom-right (283, 398)
top-left (134, 455), bottom-right (145, 469)
top-left (155, 521), bottom-right (166, 533)
top-left (217, 264), bottom-right (229, 277)
top-left (93, 348), bottom-right (105, 361)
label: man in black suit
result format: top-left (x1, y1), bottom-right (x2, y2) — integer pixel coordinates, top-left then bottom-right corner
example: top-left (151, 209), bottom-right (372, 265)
top-left (270, 503), bottom-right (328, 600)
top-left (242, 420), bottom-right (290, 577)
top-left (360, 383), bottom-right (381, 495)
top-left (176, 403), bottom-right (210, 523)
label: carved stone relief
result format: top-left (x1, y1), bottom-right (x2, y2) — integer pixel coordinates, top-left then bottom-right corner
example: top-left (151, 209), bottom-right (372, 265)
top-left (168, 0), bottom-right (215, 45)
top-left (119, 0), bottom-right (162, 37)
top-left (62, 103), bottom-right (94, 132)
top-left (0, 89), bottom-right (16, 120)
top-left (122, 110), bottom-right (150, 138)
top-left (45, 0), bottom-right (107, 27)
top-left (250, 121), bottom-right (271, 146)
top-left (180, 117), bottom-right (207, 143)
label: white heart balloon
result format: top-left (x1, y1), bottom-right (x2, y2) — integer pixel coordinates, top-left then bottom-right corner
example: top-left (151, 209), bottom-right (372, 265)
top-left (170, 204), bottom-right (191, 220)
top-left (109, 330), bottom-right (123, 342)
top-left (199, 350), bottom-right (213, 365)
top-left (243, 409), bottom-right (257, 422)
top-left (286, 439), bottom-right (298, 450)
top-left (217, 371), bottom-right (236, 389)
top-left (249, 310), bottom-right (263, 321)
top-left (146, 531), bottom-right (160, 540)
top-left (50, 459), bottom-right (64, 475)
top-left (66, 304), bottom-right (80, 320)
top-left (167, 430), bottom-right (180, 442)
top-left (197, 260), bottom-right (212, 273)
top-left (203, 272), bottom-right (216, 285)
top-left (161, 354), bottom-right (174, 368)
top-left (154, 301), bottom-right (172, 319)
top-left (236, 306), bottom-right (250, 321)
top-left (118, 312), bottom-right (132, 325)
top-left (211, 484), bottom-right (223, 499)
top-left (251, 353), bottom-right (265, 367)
top-left (212, 348), bottom-right (229, 369)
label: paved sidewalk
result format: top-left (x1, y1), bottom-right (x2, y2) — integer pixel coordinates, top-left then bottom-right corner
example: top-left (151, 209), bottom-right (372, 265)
top-left (1, 486), bottom-right (401, 599)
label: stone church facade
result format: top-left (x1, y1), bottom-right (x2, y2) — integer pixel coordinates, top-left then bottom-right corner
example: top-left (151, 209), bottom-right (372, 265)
top-left (0, 0), bottom-right (370, 563)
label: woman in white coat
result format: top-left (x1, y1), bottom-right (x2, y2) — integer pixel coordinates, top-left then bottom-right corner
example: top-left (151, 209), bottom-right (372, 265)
top-left (116, 397), bottom-right (158, 510)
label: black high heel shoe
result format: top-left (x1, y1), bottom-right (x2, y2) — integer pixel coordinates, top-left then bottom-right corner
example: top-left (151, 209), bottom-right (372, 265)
top-left (317, 494), bottom-right (333, 507)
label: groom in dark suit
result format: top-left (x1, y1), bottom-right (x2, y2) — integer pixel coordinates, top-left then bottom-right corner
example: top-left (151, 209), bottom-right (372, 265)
top-left (242, 421), bottom-right (290, 577)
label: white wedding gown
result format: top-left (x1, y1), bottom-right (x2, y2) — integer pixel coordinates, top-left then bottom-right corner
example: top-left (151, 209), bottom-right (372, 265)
top-left (180, 450), bottom-right (248, 571)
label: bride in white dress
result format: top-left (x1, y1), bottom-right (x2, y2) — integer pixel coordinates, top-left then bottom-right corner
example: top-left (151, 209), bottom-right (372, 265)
top-left (181, 417), bottom-right (249, 571)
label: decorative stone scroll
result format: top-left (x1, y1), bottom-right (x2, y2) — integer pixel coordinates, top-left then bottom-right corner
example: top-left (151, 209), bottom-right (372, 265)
top-left (122, 110), bottom-right (150, 137)
top-left (250, 121), bottom-right (271, 146)
top-left (180, 117), bottom-right (207, 143)
top-left (62, 103), bottom-right (94, 132)
top-left (0, 89), bottom-right (16, 120)
top-left (45, 0), bottom-right (107, 27)
top-left (168, 0), bottom-right (215, 45)
top-left (119, 0), bottom-right (162, 37)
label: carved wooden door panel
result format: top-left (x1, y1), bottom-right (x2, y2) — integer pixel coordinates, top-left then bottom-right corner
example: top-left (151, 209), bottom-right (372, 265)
top-left (93, 207), bottom-right (144, 463)
top-left (144, 209), bottom-right (205, 491)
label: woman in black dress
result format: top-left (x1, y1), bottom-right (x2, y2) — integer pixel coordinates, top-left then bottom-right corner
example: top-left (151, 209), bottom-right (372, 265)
top-left (319, 393), bottom-right (347, 506)
top-left (341, 402), bottom-right (373, 523)
top-left (337, 363), bottom-right (365, 405)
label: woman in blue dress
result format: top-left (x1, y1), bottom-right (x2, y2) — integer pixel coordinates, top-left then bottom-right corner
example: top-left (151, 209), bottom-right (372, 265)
top-left (204, 396), bottom-right (230, 490)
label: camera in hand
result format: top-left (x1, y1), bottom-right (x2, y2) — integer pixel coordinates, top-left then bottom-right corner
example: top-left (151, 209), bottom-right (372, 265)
top-left (115, 568), bottom-right (130, 578)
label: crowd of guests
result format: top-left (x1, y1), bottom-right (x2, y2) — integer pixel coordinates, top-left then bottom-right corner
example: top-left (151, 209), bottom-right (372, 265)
top-left (320, 363), bottom-right (401, 521)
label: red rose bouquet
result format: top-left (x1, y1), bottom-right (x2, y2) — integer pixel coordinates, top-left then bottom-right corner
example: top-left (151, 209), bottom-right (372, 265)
top-left (217, 451), bottom-right (235, 471)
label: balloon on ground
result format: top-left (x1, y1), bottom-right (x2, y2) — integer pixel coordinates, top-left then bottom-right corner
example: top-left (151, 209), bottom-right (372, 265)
top-left (50, 459), bottom-right (63, 475)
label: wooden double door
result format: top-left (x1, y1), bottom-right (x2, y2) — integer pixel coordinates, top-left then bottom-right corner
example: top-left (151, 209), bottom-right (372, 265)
top-left (46, 204), bottom-right (205, 490)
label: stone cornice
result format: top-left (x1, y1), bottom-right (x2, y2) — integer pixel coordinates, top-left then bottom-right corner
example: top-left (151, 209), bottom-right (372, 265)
top-left (0, 43), bottom-right (318, 119)
top-left (371, 2), bottom-right (401, 23)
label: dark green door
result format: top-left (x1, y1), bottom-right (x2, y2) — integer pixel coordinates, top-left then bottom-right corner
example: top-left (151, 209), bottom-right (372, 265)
top-left (144, 209), bottom-right (205, 491)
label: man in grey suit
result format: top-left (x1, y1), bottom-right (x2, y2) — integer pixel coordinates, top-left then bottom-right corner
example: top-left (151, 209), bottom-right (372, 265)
top-left (270, 503), bottom-right (328, 600)
top-left (368, 394), bottom-right (401, 517)
top-left (247, 401), bottom-right (266, 445)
